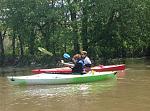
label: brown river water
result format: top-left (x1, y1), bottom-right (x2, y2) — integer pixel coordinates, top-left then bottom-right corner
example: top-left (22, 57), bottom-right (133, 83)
top-left (0, 58), bottom-right (150, 111)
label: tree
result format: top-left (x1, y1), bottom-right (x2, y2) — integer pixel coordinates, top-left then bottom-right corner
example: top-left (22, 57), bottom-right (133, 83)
top-left (0, 1), bottom-right (7, 66)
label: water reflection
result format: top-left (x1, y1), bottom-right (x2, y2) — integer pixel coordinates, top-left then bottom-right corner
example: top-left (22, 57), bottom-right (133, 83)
top-left (0, 79), bottom-right (117, 111)
top-left (10, 80), bottom-right (117, 98)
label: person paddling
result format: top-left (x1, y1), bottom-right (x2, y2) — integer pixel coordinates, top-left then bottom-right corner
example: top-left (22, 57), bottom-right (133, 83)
top-left (61, 52), bottom-right (91, 73)
top-left (81, 51), bottom-right (92, 72)
top-left (61, 54), bottom-right (84, 74)
top-left (71, 54), bottom-right (84, 74)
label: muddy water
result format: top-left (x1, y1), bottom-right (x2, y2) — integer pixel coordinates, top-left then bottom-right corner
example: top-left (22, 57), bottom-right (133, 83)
top-left (0, 58), bottom-right (150, 111)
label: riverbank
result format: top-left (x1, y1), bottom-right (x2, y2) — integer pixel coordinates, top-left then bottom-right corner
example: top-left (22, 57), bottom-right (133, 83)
top-left (0, 66), bottom-right (33, 76)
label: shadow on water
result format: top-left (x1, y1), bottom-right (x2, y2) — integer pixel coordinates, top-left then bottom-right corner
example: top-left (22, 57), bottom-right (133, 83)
top-left (0, 67), bottom-right (33, 77)
top-left (125, 58), bottom-right (150, 70)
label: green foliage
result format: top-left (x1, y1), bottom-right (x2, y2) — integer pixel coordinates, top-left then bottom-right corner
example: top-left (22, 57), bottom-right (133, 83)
top-left (0, 0), bottom-right (150, 66)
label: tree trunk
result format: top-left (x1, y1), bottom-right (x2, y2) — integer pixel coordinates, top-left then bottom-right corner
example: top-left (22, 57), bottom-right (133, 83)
top-left (81, 7), bottom-right (88, 51)
top-left (12, 32), bottom-right (16, 58)
top-left (70, 1), bottom-right (80, 54)
top-left (0, 31), bottom-right (5, 66)
top-left (51, 0), bottom-right (56, 56)
top-left (29, 28), bottom-right (36, 56)
top-left (18, 35), bottom-right (24, 58)
top-left (145, 45), bottom-right (150, 57)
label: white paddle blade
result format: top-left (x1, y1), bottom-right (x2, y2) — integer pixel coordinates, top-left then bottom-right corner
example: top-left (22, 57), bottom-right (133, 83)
top-left (38, 47), bottom-right (53, 56)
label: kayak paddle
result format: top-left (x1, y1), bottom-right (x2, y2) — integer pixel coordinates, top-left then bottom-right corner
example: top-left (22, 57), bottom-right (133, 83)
top-left (38, 47), bottom-right (53, 56)
top-left (61, 53), bottom-right (74, 67)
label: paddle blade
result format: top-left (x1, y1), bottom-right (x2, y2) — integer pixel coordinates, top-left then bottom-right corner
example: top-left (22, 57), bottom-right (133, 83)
top-left (38, 47), bottom-right (53, 56)
top-left (63, 53), bottom-right (70, 59)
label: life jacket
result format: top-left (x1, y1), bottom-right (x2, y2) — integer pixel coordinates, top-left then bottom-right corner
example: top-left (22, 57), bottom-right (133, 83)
top-left (72, 59), bottom-right (84, 74)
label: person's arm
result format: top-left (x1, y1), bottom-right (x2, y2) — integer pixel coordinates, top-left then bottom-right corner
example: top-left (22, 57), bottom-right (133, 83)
top-left (61, 60), bottom-right (75, 67)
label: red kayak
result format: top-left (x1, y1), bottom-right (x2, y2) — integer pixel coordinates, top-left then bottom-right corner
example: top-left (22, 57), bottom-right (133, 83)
top-left (32, 64), bottom-right (125, 74)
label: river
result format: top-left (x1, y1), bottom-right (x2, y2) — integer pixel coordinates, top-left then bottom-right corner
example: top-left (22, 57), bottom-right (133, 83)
top-left (0, 58), bottom-right (150, 111)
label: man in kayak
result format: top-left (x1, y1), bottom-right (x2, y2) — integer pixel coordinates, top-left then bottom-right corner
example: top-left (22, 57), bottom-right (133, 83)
top-left (81, 51), bottom-right (92, 72)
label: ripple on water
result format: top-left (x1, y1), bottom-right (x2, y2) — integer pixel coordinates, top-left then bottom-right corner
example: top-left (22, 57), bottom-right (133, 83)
top-left (0, 75), bottom-right (118, 111)
top-left (8, 79), bottom-right (116, 98)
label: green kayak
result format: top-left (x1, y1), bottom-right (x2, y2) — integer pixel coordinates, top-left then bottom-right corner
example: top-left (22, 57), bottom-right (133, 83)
top-left (7, 71), bottom-right (116, 85)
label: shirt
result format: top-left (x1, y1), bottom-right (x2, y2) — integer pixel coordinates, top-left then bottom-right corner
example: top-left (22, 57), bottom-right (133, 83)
top-left (83, 56), bottom-right (91, 65)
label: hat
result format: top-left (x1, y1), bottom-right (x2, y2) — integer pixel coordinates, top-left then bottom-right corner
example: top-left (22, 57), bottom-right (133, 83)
top-left (63, 53), bottom-right (70, 59)
top-left (81, 51), bottom-right (87, 55)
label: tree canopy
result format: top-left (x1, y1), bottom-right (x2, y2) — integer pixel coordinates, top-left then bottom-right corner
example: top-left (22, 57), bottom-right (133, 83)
top-left (0, 0), bottom-right (150, 66)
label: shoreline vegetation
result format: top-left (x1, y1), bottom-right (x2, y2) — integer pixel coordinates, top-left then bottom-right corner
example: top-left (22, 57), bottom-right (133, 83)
top-left (0, 55), bottom-right (125, 75)
top-left (0, 57), bottom-right (150, 77)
